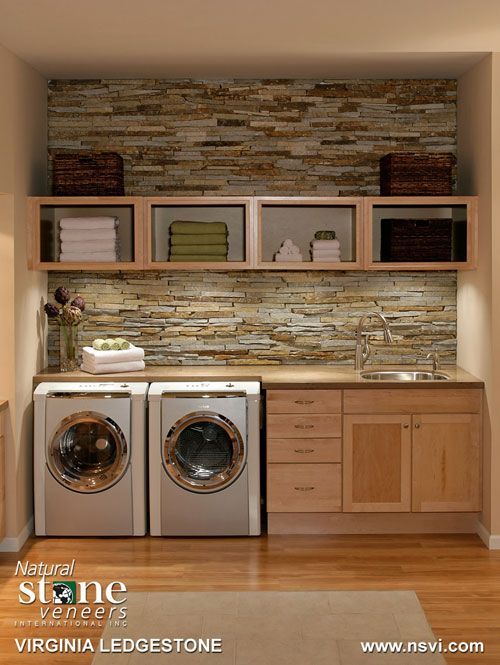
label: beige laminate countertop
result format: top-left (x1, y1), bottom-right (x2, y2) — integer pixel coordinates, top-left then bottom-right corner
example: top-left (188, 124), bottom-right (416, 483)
top-left (33, 365), bottom-right (483, 389)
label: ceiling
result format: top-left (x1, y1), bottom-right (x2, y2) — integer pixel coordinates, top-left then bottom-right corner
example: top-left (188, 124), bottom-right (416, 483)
top-left (0, 0), bottom-right (499, 78)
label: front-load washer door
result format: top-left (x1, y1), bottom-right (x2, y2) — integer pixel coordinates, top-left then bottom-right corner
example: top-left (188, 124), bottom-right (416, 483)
top-left (48, 411), bottom-right (129, 493)
top-left (163, 410), bottom-right (246, 493)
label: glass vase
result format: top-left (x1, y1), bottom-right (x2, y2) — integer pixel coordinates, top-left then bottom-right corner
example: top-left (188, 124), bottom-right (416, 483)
top-left (60, 324), bottom-right (79, 372)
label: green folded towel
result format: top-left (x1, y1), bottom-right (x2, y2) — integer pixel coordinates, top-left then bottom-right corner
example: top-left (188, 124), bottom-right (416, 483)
top-left (115, 337), bottom-right (130, 350)
top-left (170, 233), bottom-right (228, 246)
top-left (170, 221), bottom-right (228, 234)
top-left (110, 339), bottom-right (121, 350)
top-left (92, 338), bottom-right (108, 350)
top-left (170, 255), bottom-right (228, 262)
top-left (170, 244), bottom-right (228, 256)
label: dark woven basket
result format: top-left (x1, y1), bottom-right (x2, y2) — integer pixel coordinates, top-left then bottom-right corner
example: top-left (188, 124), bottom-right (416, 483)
top-left (380, 152), bottom-right (455, 196)
top-left (52, 152), bottom-right (124, 196)
top-left (380, 218), bottom-right (452, 262)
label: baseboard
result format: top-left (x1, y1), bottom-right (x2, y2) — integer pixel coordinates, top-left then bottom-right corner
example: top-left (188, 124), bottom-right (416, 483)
top-left (0, 517), bottom-right (33, 552)
top-left (476, 520), bottom-right (500, 549)
top-left (268, 512), bottom-right (480, 535)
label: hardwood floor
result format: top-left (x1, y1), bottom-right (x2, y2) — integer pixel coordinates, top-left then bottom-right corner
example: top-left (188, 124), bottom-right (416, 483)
top-left (0, 533), bottom-right (498, 663)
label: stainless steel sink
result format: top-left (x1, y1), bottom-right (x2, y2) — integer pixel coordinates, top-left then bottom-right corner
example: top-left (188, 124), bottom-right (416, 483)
top-left (360, 370), bottom-right (450, 381)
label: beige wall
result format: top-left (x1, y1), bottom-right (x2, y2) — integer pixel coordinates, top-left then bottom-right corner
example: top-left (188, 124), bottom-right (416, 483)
top-left (0, 43), bottom-right (47, 544)
top-left (457, 53), bottom-right (500, 537)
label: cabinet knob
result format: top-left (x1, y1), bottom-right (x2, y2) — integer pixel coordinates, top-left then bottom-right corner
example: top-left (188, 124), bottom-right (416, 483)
top-left (415, 423), bottom-right (420, 429)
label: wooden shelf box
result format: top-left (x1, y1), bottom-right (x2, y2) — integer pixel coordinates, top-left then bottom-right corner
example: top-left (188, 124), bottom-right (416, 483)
top-left (144, 197), bottom-right (252, 270)
top-left (255, 197), bottom-right (363, 270)
top-left (28, 197), bottom-right (144, 270)
top-left (364, 196), bottom-right (478, 270)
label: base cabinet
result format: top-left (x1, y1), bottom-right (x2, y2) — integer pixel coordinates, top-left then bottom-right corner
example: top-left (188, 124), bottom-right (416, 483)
top-left (0, 412), bottom-right (4, 539)
top-left (343, 415), bottom-right (411, 512)
top-left (412, 414), bottom-right (481, 512)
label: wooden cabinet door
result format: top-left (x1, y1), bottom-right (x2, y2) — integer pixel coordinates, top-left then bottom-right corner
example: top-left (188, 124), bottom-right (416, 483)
top-left (412, 414), bottom-right (481, 512)
top-left (343, 415), bottom-right (411, 512)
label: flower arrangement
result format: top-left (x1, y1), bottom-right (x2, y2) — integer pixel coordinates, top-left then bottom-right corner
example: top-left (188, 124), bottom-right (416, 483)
top-left (44, 287), bottom-right (86, 371)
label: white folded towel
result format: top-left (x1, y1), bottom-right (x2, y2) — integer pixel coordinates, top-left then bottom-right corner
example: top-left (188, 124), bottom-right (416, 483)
top-left (61, 240), bottom-right (118, 254)
top-left (59, 217), bottom-right (118, 230)
top-left (82, 346), bottom-right (145, 365)
top-left (312, 249), bottom-right (341, 258)
top-left (311, 239), bottom-right (341, 250)
top-left (60, 228), bottom-right (118, 241)
top-left (80, 360), bottom-right (146, 375)
top-left (60, 251), bottom-right (118, 262)
top-left (312, 255), bottom-right (341, 262)
top-left (275, 254), bottom-right (303, 262)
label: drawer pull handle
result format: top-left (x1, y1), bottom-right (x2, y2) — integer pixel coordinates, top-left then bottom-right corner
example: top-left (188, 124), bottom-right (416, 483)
top-left (294, 400), bottom-right (314, 405)
top-left (403, 424), bottom-right (409, 429)
top-left (294, 424), bottom-right (314, 429)
top-left (294, 486), bottom-right (315, 492)
top-left (294, 448), bottom-right (315, 454)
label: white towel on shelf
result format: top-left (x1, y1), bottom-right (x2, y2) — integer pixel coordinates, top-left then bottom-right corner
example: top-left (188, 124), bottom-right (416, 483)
top-left (59, 217), bottom-right (119, 230)
top-left (312, 249), bottom-right (341, 258)
top-left (60, 251), bottom-right (118, 262)
top-left (82, 346), bottom-right (145, 365)
top-left (275, 254), bottom-right (303, 262)
top-left (61, 240), bottom-right (118, 254)
top-left (60, 228), bottom-right (118, 242)
top-left (80, 360), bottom-right (146, 375)
top-left (311, 239), bottom-right (341, 250)
top-left (311, 251), bottom-right (341, 262)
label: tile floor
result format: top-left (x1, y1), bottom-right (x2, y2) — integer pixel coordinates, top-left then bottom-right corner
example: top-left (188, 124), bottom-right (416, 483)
top-left (93, 591), bottom-right (446, 664)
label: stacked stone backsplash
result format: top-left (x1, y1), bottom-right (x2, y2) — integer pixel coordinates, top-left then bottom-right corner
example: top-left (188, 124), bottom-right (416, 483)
top-left (47, 271), bottom-right (456, 367)
top-left (47, 78), bottom-right (457, 366)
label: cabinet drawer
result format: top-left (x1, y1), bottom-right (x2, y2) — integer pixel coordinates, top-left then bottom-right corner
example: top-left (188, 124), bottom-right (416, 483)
top-left (267, 438), bottom-right (342, 463)
top-left (344, 389), bottom-right (482, 414)
top-left (267, 390), bottom-right (342, 414)
top-left (267, 414), bottom-right (341, 438)
top-left (267, 464), bottom-right (342, 512)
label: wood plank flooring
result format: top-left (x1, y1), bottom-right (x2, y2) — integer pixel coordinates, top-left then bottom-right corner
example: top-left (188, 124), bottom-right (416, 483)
top-left (0, 534), bottom-right (498, 663)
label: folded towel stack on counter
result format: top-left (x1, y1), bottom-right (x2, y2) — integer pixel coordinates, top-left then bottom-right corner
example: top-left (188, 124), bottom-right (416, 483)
top-left (274, 238), bottom-right (303, 262)
top-left (169, 221), bottom-right (228, 262)
top-left (59, 217), bottom-right (120, 262)
top-left (311, 238), bottom-right (342, 263)
top-left (81, 343), bottom-right (145, 375)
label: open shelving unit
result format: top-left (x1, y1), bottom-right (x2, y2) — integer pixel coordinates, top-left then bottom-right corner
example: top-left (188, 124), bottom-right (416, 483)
top-left (144, 197), bottom-right (252, 270)
top-left (255, 197), bottom-right (363, 270)
top-left (27, 195), bottom-right (479, 272)
top-left (28, 196), bottom-right (144, 270)
top-left (364, 196), bottom-right (478, 270)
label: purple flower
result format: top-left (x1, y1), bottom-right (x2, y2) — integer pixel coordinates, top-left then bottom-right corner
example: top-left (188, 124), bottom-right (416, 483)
top-left (54, 286), bottom-right (71, 305)
top-left (71, 296), bottom-right (85, 312)
top-left (44, 302), bottom-right (60, 319)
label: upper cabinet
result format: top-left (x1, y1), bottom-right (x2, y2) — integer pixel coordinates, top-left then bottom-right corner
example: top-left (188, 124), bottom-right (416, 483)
top-left (364, 196), bottom-right (478, 270)
top-left (28, 196), bottom-right (144, 270)
top-left (144, 197), bottom-right (252, 270)
top-left (28, 195), bottom-right (478, 272)
top-left (255, 197), bottom-right (363, 270)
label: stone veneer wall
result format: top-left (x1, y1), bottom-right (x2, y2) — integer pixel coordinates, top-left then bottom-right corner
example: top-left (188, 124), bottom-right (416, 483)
top-left (47, 79), bottom-right (457, 366)
top-left (48, 79), bottom-right (456, 196)
top-left (47, 271), bottom-right (456, 367)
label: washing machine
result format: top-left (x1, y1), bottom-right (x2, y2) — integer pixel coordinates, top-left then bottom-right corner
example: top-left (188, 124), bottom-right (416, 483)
top-left (33, 382), bottom-right (148, 536)
top-left (148, 381), bottom-right (261, 536)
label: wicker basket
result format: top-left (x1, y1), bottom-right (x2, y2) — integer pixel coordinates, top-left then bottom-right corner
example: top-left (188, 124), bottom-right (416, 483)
top-left (380, 152), bottom-right (455, 196)
top-left (52, 152), bottom-right (124, 196)
top-left (380, 218), bottom-right (452, 262)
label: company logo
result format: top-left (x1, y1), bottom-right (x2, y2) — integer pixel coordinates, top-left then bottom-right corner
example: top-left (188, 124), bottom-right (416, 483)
top-left (53, 582), bottom-right (76, 605)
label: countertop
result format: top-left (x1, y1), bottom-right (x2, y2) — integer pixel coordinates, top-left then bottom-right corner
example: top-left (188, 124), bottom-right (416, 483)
top-left (33, 365), bottom-right (483, 389)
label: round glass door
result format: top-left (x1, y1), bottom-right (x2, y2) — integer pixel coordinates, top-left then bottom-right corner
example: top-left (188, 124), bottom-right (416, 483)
top-left (163, 411), bottom-right (245, 492)
top-left (47, 411), bottom-right (129, 493)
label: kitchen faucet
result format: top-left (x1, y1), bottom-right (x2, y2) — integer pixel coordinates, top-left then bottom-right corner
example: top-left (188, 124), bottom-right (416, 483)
top-left (355, 313), bottom-right (394, 371)
top-left (426, 351), bottom-right (441, 371)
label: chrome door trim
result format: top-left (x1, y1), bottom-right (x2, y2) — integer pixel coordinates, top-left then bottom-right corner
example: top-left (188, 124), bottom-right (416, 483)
top-left (47, 410), bottom-right (129, 493)
top-left (163, 411), bottom-right (246, 493)
top-left (47, 392), bottom-right (131, 399)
